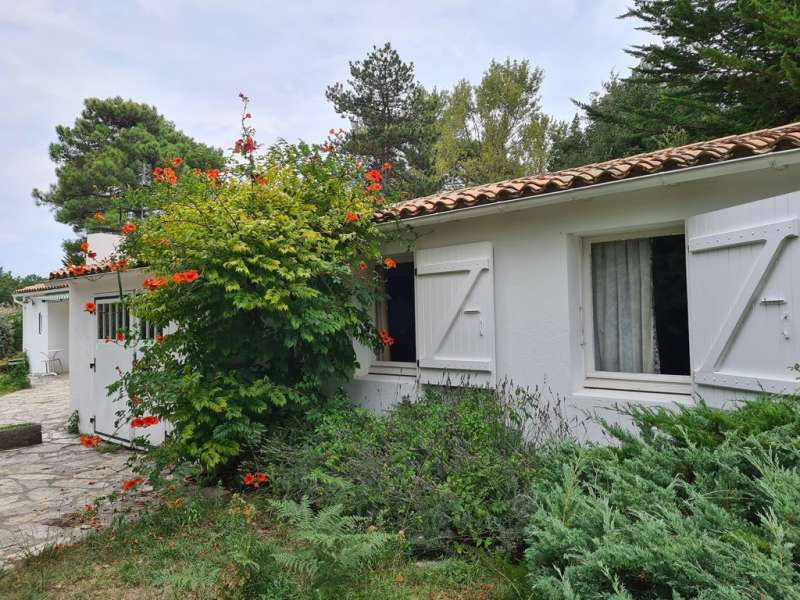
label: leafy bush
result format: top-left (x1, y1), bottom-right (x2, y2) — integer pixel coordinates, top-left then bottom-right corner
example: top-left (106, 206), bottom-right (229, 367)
top-left (113, 98), bottom-right (396, 470)
top-left (0, 315), bottom-right (13, 358)
top-left (0, 357), bottom-right (29, 395)
top-left (525, 394), bottom-right (800, 598)
top-left (270, 497), bottom-right (397, 596)
top-left (248, 382), bottom-right (576, 557)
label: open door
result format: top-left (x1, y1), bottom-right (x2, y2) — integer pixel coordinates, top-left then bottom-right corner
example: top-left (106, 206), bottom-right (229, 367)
top-left (686, 192), bottom-right (800, 403)
top-left (414, 242), bottom-right (495, 386)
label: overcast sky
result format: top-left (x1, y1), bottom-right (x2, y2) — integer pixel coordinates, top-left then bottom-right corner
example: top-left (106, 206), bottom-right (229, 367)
top-left (0, 0), bottom-right (649, 277)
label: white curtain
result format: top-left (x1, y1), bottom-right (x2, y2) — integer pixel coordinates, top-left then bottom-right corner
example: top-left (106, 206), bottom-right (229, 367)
top-left (592, 238), bottom-right (660, 374)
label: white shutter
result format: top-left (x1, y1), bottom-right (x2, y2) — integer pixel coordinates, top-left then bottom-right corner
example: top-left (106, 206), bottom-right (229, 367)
top-left (414, 242), bottom-right (495, 386)
top-left (686, 192), bottom-right (800, 401)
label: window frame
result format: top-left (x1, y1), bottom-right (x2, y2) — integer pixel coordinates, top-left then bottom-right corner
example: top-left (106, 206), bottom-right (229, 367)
top-left (93, 293), bottom-right (161, 342)
top-left (368, 253), bottom-right (418, 378)
top-left (580, 225), bottom-right (692, 396)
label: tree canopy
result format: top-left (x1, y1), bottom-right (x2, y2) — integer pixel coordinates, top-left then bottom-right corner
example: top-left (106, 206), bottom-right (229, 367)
top-left (33, 97), bottom-right (224, 235)
top-left (434, 59), bottom-right (551, 187)
top-left (623, 0), bottom-right (800, 139)
top-left (326, 43), bottom-right (443, 197)
top-left (548, 0), bottom-right (800, 170)
top-left (0, 268), bottom-right (42, 305)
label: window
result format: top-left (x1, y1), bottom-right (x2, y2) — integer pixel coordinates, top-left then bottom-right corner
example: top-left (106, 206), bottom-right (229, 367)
top-left (582, 229), bottom-right (691, 394)
top-left (370, 258), bottom-right (417, 375)
top-left (96, 300), bottom-right (130, 340)
top-left (95, 299), bottom-right (161, 341)
top-left (38, 312), bottom-right (42, 335)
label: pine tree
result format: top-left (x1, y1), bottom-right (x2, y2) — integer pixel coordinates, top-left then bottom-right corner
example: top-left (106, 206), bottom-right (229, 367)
top-left (326, 43), bottom-right (442, 197)
top-left (34, 97), bottom-right (223, 235)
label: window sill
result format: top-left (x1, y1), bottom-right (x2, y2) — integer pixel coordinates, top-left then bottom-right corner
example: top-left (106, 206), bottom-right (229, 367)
top-left (367, 362), bottom-right (418, 378)
top-left (572, 386), bottom-right (693, 407)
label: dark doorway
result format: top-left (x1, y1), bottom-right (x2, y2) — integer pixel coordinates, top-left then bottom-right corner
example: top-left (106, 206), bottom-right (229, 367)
top-left (384, 262), bottom-right (416, 362)
top-left (651, 234), bottom-right (690, 375)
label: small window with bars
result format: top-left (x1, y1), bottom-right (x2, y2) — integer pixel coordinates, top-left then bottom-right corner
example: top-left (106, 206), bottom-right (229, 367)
top-left (138, 319), bottom-right (163, 341)
top-left (97, 301), bottom-right (131, 340)
top-left (96, 299), bottom-right (162, 341)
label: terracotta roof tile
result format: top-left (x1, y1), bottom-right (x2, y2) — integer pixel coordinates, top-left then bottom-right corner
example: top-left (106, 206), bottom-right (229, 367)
top-left (48, 260), bottom-right (118, 280)
top-left (375, 122), bottom-right (800, 222)
top-left (15, 280), bottom-right (70, 295)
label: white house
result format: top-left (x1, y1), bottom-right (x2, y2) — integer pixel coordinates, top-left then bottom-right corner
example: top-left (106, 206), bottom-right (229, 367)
top-left (16, 122), bottom-right (800, 444)
top-left (346, 122), bottom-right (800, 438)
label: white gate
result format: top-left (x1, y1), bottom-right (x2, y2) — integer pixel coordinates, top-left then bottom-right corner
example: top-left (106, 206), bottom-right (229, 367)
top-left (686, 192), bottom-right (800, 403)
top-left (91, 296), bottom-right (167, 445)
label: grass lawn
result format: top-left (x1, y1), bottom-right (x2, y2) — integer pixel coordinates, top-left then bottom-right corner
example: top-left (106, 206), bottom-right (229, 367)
top-left (0, 485), bottom-right (527, 600)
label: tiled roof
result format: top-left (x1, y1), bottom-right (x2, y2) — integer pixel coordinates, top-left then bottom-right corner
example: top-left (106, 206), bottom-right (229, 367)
top-left (49, 260), bottom-right (118, 280)
top-left (15, 280), bottom-right (70, 295)
top-left (375, 122), bottom-right (800, 222)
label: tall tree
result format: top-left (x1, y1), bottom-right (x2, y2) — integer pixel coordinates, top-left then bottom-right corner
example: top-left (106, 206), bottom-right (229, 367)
top-left (0, 268), bottom-right (41, 305)
top-left (34, 97), bottom-right (223, 236)
top-left (548, 75), bottom-right (688, 170)
top-left (326, 43), bottom-right (442, 197)
top-left (434, 59), bottom-right (551, 188)
top-left (621, 0), bottom-right (800, 139)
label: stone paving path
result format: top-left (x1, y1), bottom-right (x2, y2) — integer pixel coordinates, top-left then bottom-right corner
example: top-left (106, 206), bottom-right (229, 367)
top-left (0, 376), bottom-right (146, 566)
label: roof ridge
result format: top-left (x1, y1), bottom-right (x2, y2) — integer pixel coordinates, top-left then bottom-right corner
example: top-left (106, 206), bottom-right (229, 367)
top-left (376, 121), bottom-right (800, 222)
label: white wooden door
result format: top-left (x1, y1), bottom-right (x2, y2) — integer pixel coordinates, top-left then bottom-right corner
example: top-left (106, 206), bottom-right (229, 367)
top-left (686, 192), bottom-right (800, 403)
top-left (414, 242), bottom-right (495, 386)
top-left (92, 297), bottom-right (134, 443)
top-left (92, 297), bottom-right (167, 445)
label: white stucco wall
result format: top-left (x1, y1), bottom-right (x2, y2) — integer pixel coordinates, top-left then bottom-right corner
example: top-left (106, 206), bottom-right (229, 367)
top-left (347, 160), bottom-right (800, 440)
top-left (21, 298), bottom-right (49, 374)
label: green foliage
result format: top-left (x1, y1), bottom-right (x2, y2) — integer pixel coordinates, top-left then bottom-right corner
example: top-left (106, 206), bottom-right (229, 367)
top-left (552, 1), bottom-right (800, 169)
top-left (0, 267), bottom-right (41, 305)
top-left (66, 410), bottom-right (80, 435)
top-left (270, 497), bottom-right (397, 596)
top-left (620, 0), bottom-right (800, 142)
top-left (250, 383), bottom-right (576, 557)
top-left (548, 76), bottom-right (682, 170)
top-left (116, 106), bottom-right (391, 471)
top-left (434, 58), bottom-right (552, 187)
top-left (32, 97), bottom-right (223, 235)
top-left (0, 356), bottom-right (29, 396)
top-left (526, 394), bottom-right (800, 598)
top-left (0, 316), bottom-right (13, 358)
top-left (0, 485), bottom-right (521, 600)
top-left (326, 42), bottom-right (444, 197)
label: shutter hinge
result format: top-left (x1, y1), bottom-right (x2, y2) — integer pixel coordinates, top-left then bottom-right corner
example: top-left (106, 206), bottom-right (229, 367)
top-left (89, 359), bottom-right (96, 372)
top-left (414, 267), bottom-right (418, 276)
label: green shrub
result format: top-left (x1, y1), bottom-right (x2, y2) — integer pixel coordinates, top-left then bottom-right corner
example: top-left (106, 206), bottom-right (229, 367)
top-left (0, 316), bottom-right (13, 358)
top-left (525, 394), bottom-right (800, 598)
top-left (113, 99), bottom-right (395, 471)
top-left (248, 382), bottom-right (577, 557)
top-left (0, 357), bottom-right (29, 395)
top-left (270, 497), bottom-right (397, 596)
